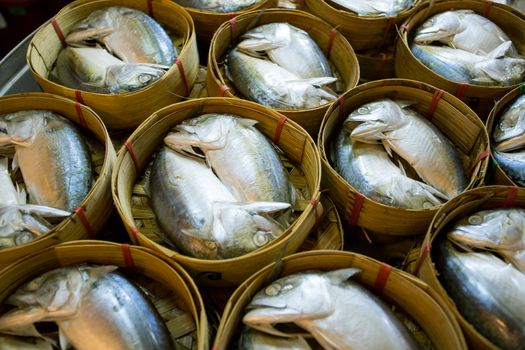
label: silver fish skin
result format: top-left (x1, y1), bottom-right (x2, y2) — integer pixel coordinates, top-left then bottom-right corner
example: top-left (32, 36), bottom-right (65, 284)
top-left (410, 42), bottom-right (525, 86)
top-left (494, 95), bottom-right (525, 152)
top-left (172, 0), bottom-right (259, 13)
top-left (345, 98), bottom-right (467, 200)
top-left (493, 150), bottom-right (525, 186)
top-left (0, 111), bottom-right (92, 212)
top-left (54, 47), bottom-right (166, 94)
top-left (239, 328), bottom-right (312, 350)
top-left (435, 241), bottom-right (525, 350)
top-left (149, 147), bottom-right (289, 259)
top-left (238, 23), bottom-right (333, 79)
top-left (243, 268), bottom-right (419, 350)
top-left (331, 129), bottom-right (445, 209)
top-left (447, 208), bottom-right (525, 272)
top-left (227, 48), bottom-right (337, 109)
top-left (164, 114), bottom-right (295, 205)
top-left (414, 10), bottom-right (517, 55)
top-left (328, 0), bottom-right (413, 16)
top-left (66, 6), bottom-right (175, 65)
top-left (0, 265), bottom-right (174, 350)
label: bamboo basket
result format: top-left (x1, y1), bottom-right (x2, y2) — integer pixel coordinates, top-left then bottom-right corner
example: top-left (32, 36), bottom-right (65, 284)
top-left (112, 97), bottom-right (322, 287)
top-left (302, 0), bottom-right (423, 50)
top-left (213, 250), bottom-right (467, 350)
top-left (318, 78), bottom-right (489, 236)
top-left (27, 0), bottom-right (199, 130)
top-left (0, 93), bottom-right (115, 269)
top-left (415, 185), bottom-right (525, 349)
top-left (356, 46), bottom-right (396, 82)
top-left (207, 8), bottom-right (359, 136)
top-left (0, 240), bottom-right (209, 349)
top-left (395, 0), bottom-right (525, 120)
top-left (486, 84), bottom-right (525, 186)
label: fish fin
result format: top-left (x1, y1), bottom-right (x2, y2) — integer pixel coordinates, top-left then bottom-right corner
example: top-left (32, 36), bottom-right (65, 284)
top-left (0, 307), bottom-right (49, 336)
top-left (394, 100), bottom-right (418, 109)
top-left (324, 268), bottom-right (361, 284)
top-left (65, 27), bottom-right (115, 47)
top-left (237, 38), bottom-right (282, 53)
top-left (58, 328), bottom-right (69, 350)
top-left (238, 118), bottom-right (258, 128)
top-left (14, 204), bottom-right (70, 217)
top-left (487, 41), bottom-right (514, 59)
top-left (397, 159), bottom-right (407, 176)
top-left (348, 122), bottom-right (389, 143)
top-left (383, 142), bottom-right (393, 157)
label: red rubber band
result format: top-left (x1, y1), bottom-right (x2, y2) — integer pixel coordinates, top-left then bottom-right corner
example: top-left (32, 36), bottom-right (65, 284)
top-left (212, 347), bottom-right (220, 350)
top-left (130, 226), bottom-right (140, 245)
top-left (74, 102), bottom-right (87, 129)
top-left (51, 19), bottom-right (66, 47)
top-left (274, 114), bottom-right (287, 145)
top-left (377, 53), bottom-right (388, 75)
top-left (121, 244), bottom-right (136, 269)
top-left (325, 28), bottom-right (338, 57)
top-left (412, 240), bottom-right (431, 276)
top-left (338, 95), bottom-right (346, 119)
top-left (124, 140), bottom-right (140, 173)
top-left (380, 17), bottom-right (395, 46)
top-left (229, 17), bottom-right (238, 45)
top-left (74, 90), bottom-right (84, 104)
top-left (503, 186), bottom-right (518, 207)
top-left (146, 0), bottom-right (154, 17)
top-left (483, 1), bottom-right (493, 17)
top-left (373, 263), bottom-right (392, 294)
top-left (310, 197), bottom-right (320, 228)
top-left (74, 207), bottom-right (94, 239)
top-left (427, 89), bottom-right (444, 120)
top-left (175, 59), bottom-right (190, 96)
top-left (219, 84), bottom-right (230, 97)
top-left (349, 192), bottom-right (365, 226)
top-left (400, 23), bottom-right (409, 32)
top-left (455, 84), bottom-right (468, 100)
top-left (468, 149), bottom-right (490, 177)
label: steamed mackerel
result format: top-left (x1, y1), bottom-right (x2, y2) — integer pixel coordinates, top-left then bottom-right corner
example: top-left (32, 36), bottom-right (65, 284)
top-left (239, 328), bottom-right (312, 350)
top-left (0, 266), bottom-right (174, 350)
top-left (66, 6), bottom-right (176, 65)
top-left (332, 129), bottom-right (445, 209)
top-left (494, 95), bottom-right (525, 152)
top-left (227, 48), bottom-right (336, 109)
top-left (345, 99), bottom-right (467, 200)
top-left (328, 0), bottom-right (413, 16)
top-left (238, 23), bottom-right (333, 79)
top-left (243, 269), bottom-right (418, 350)
top-left (149, 147), bottom-right (289, 259)
top-left (173, 0), bottom-right (259, 13)
top-left (0, 111), bottom-right (92, 212)
top-left (493, 150), bottom-right (525, 186)
top-left (435, 241), bottom-right (525, 350)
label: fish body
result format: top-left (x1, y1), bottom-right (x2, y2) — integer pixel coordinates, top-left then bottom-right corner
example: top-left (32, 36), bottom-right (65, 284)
top-left (227, 48), bottom-right (336, 109)
top-left (238, 23), bottom-right (332, 79)
top-left (435, 241), bottom-right (525, 350)
top-left (66, 6), bottom-right (175, 65)
top-left (493, 150), bottom-right (525, 186)
top-left (414, 10), bottom-right (517, 55)
top-left (328, 0), bottom-right (413, 16)
top-left (243, 268), bottom-right (418, 350)
top-left (172, 0), bottom-right (259, 13)
top-left (54, 47), bottom-right (166, 94)
top-left (332, 129), bottom-right (445, 208)
top-left (0, 265), bottom-right (173, 350)
top-left (410, 42), bottom-right (525, 86)
top-left (149, 147), bottom-right (288, 259)
top-left (239, 328), bottom-right (311, 350)
top-left (345, 99), bottom-right (467, 199)
top-left (494, 95), bottom-right (525, 152)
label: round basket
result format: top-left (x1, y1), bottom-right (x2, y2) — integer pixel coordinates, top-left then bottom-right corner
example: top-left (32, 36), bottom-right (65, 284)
top-left (213, 250), bottom-right (467, 350)
top-left (395, 0), bottom-right (525, 120)
top-left (414, 185), bottom-right (524, 349)
top-left (486, 84), bottom-right (525, 186)
top-left (27, 0), bottom-right (199, 130)
top-left (112, 97), bottom-right (322, 287)
top-left (356, 46), bottom-right (396, 82)
top-left (318, 78), bottom-right (490, 236)
top-left (0, 93), bottom-right (115, 269)
top-left (0, 240), bottom-right (209, 349)
top-left (302, 0), bottom-right (423, 50)
top-left (207, 8), bottom-right (359, 136)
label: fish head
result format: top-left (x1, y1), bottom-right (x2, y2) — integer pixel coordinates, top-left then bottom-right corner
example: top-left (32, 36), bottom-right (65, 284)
top-left (0, 111), bottom-right (49, 146)
top-left (105, 63), bottom-right (166, 93)
top-left (414, 11), bottom-right (463, 45)
top-left (475, 57), bottom-right (525, 86)
top-left (493, 96), bottom-right (525, 150)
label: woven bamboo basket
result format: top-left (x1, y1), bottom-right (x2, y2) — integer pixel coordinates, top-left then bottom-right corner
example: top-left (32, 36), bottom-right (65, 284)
top-left (395, 0), bottom-right (525, 120)
top-left (27, 0), bottom-right (199, 130)
top-left (486, 84), bottom-right (525, 186)
top-left (356, 46), bottom-right (396, 82)
top-left (414, 185), bottom-right (524, 349)
top-left (302, 0), bottom-right (423, 50)
top-left (112, 97), bottom-right (322, 287)
top-left (318, 78), bottom-right (489, 236)
top-left (0, 93), bottom-right (115, 269)
top-left (213, 250), bottom-right (467, 350)
top-left (0, 240), bottom-right (208, 349)
top-left (207, 8), bottom-right (359, 136)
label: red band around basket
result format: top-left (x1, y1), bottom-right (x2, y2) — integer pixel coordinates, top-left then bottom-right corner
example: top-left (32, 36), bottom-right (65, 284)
top-left (175, 59), bottom-right (190, 96)
top-left (74, 207), bottom-right (94, 239)
top-left (212, 347), bottom-right (220, 350)
top-left (349, 192), bottom-right (365, 226)
top-left (503, 186), bottom-right (518, 207)
top-left (338, 95), bottom-right (346, 119)
top-left (310, 197), bottom-right (320, 227)
top-left (229, 17), bottom-right (238, 44)
top-left (427, 89), bottom-right (444, 120)
top-left (400, 23), bottom-right (409, 32)
top-left (483, 1), bottom-right (494, 17)
top-left (374, 263), bottom-right (392, 293)
top-left (274, 114), bottom-right (287, 145)
top-left (146, 0), bottom-right (154, 16)
top-left (51, 19), bottom-right (66, 47)
top-left (468, 149), bottom-right (490, 177)
top-left (219, 84), bottom-right (230, 97)
top-left (412, 240), bottom-right (431, 276)
top-left (124, 140), bottom-right (140, 173)
top-left (74, 90), bottom-right (84, 104)
top-left (455, 83), bottom-right (468, 100)
top-left (378, 53), bottom-right (388, 75)
top-left (325, 28), bottom-right (338, 57)
top-left (121, 244), bottom-right (136, 269)
top-left (74, 102), bottom-right (88, 129)
top-left (130, 226), bottom-right (140, 244)
top-left (380, 17), bottom-right (395, 47)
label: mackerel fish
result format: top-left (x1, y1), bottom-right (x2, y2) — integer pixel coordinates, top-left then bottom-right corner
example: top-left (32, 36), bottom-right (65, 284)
top-left (173, 0), bottom-right (260, 13)
top-left (493, 95), bottom-right (525, 152)
top-left (328, 0), bottom-right (413, 16)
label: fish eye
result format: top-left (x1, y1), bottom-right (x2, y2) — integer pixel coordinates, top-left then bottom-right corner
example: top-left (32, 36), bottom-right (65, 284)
top-left (281, 284), bottom-right (293, 292)
top-left (357, 106), bottom-right (370, 114)
top-left (253, 232), bottom-right (270, 247)
top-left (265, 283), bottom-right (281, 296)
top-left (468, 214), bottom-right (483, 225)
top-left (138, 74), bottom-right (153, 84)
